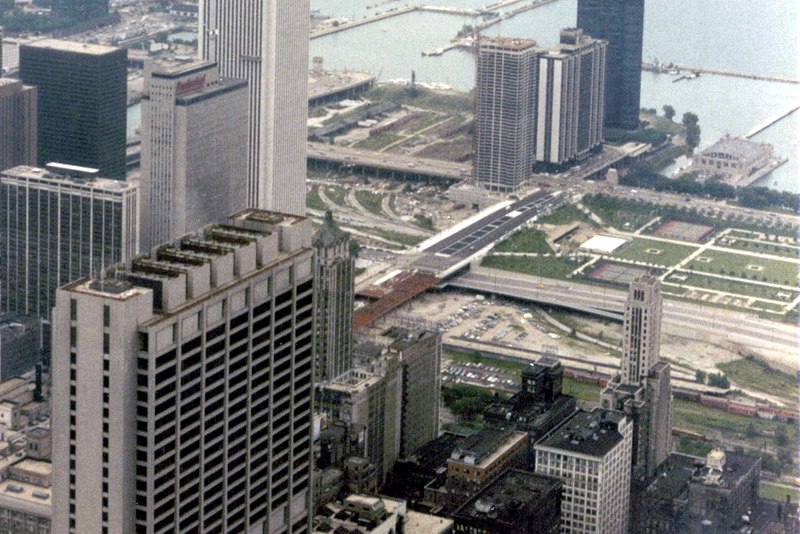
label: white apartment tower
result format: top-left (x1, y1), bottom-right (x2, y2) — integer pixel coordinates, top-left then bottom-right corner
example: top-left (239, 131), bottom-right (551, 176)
top-left (199, 0), bottom-right (309, 215)
top-left (536, 28), bottom-right (606, 166)
top-left (535, 409), bottom-right (633, 534)
top-left (140, 58), bottom-right (248, 250)
top-left (621, 274), bottom-right (662, 385)
top-left (52, 210), bottom-right (315, 534)
top-left (0, 165), bottom-right (139, 322)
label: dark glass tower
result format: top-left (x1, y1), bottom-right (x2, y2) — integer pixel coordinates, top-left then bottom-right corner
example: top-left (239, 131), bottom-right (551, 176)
top-left (19, 39), bottom-right (127, 180)
top-left (577, 0), bottom-right (645, 131)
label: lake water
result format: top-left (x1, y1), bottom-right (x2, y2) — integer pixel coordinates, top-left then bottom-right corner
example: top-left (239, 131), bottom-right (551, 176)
top-left (129, 0), bottom-right (799, 192)
top-left (309, 0), bottom-right (799, 192)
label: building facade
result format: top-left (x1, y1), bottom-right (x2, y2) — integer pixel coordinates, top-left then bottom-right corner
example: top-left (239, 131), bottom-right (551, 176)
top-left (51, 210), bottom-right (315, 534)
top-left (474, 37), bottom-right (540, 192)
top-left (577, 0), bottom-right (645, 130)
top-left (535, 409), bottom-right (633, 534)
top-left (0, 165), bottom-right (139, 322)
top-left (19, 39), bottom-right (127, 180)
top-left (199, 0), bottom-right (308, 214)
top-left (535, 29), bottom-right (606, 166)
top-left (313, 211), bottom-right (354, 382)
top-left (0, 78), bottom-right (37, 173)
top-left (621, 274), bottom-right (662, 384)
top-left (140, 59), bottom-right (248, 250)
top-left (0, 314), bottom-right (42, 381)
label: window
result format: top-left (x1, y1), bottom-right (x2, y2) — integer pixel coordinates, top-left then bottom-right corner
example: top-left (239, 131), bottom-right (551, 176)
top-left (103, 305), bottom-right (110, 327)
top-left (70, 299), bottom-right (77, 321)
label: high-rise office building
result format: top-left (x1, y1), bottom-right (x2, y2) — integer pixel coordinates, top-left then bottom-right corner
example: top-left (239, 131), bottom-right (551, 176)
top-left (602, 275), bottom-right (671, 479)
top-left (199, 0), bottom-right (309, 214)
top-left (535, 409), bottom-right (633, 534)
top-left (0, 165), bottom-right (139, 322)
top-left (536, 29), bottom-right (606, 166)
top-left (19, 39), bottom-right (127, 180)
top-left (51, 0), bottom-right (109, 21)
top-left (0, 79), bottom-right (37, 172)
top-left (51, 210), bottom-right (315, 534)
top-left (313, 211), bottom-right (354, 382)
top-left (577, 0), bottom-right (645, 130)
top-left (621, 274), bottom-right (662, 385)
top-left (474, 37), bottom-right (540, 192)
top-left (140, 58), bottom-right (248, 250)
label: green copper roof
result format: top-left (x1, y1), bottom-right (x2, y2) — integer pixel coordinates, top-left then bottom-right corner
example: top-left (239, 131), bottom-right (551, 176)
top-left (313, 210), bottom-right (349, 248)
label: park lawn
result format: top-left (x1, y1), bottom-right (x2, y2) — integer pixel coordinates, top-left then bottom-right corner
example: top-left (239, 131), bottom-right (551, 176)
top-left (320, 185), bottom-right (349, 207)
top-left (718, 358), bottom-right (798, 403)
top-left (719, 238), bottom-right (800, 260)
top-left (307, 186), bottom-right (326, 211)
top-left (402, 111), bottom-right (447, 134)
top-left (355, 190), bottom-right (385, 216)
top-left (562, 377), bottom-right (603, 402)
top-left (539, 204), bottom-right (592, 225)
top-left (582, 195), bottom-right (658, 231)
top-left (494, 228), bottom-right (553, 254)
top-left (354, 132), bottom-right (404, 151)
top-left (674, 272), bottom-right (799, 301)
top-left (760, 482), bottom-right (800, 503)
top-left (365, 84), bottom-right (473, 114)
top-left (672, 399), bottom-right (798, 455)
top-left (481, 254), bottom-right (587, 280)
top-left (688, 249), bottom-right (800, 287)
top-left (611, 237), bottom-right (698, 267)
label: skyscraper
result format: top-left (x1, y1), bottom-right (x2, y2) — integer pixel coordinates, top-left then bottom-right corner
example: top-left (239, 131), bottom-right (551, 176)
top-left (0, 165), bottom-right (139, 322)
top-left (602, 274), bottom-right (671, 479)
top-left (0, 78), bottom-right (37, 172)
top-left (473, 37), bottom-right (540, 192)
top-left (621, 274), bottom-right (662, 384)
top-left (313, 210), bottom-right (354, 382)
top-left (536, 29), bottom-right (607, 166)
top-left (535, 409), bottom-right (633, 534)
top-left (199, 0), bottom-right (309, 214)
top-left (140, 58), bottom-right (248, 250)
top-left (51, 210), bottom-right (315, 534)
top-left (19, 39), bottom-right (127, 179)
top-left (577, 0), bottom-right (645, 130)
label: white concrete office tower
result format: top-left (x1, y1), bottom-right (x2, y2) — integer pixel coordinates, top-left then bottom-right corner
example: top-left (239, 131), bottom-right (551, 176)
top-left (535, 409), bottom-right (633, 534)
top-left (536, 28), bottom-right (607, 166)
top-left (51, 210), bottom-right (315, 534)
top-left (0, 165), bottom-right (139, 322)
top-left (313, 211), bottom-right (354, 382)
top-left (621, 274), bottom-right (662, 385)
top-left (140, 58), bottom-right (248, 250)
top-left (474, 37), bottom-right (540, 192)
top-left (0, 79), bottom-right (37, 172)
top-left (199, 0), bottom-right (309, 215)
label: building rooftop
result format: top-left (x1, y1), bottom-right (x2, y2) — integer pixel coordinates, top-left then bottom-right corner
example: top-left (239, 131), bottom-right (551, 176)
top-left (690, 450), bottom-right (761, 490)
top-left (22, 38), bottom-right (121, 56)
top-left (645, 453), bottom-right (700, 501)
top-left (701, 135), bottom-right (773, 161)
top-left (479, 36), bottom-right (538, 52)
top-left (449, 428), bottom-right (527, 467)
top-left (454, 469), bottom-right (562, 526)
top-left (404, 510), bottom-right (453, 534)
top-left (313, 210), bottom-right (350, 248)
top-left (0, 478), bottom-right (51, 511)
top-left (537, 409), bottom-right (626, 457)
top-left (0, 315), bottom-right (38, 343)
top-left (12, 459), bottom-right (51, 478)
top-left (1, 165), bottom-right (137, 193)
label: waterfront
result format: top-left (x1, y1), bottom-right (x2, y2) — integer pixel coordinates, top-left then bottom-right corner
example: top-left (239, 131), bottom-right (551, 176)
top-left (309, 0), bottom-right (799, 192)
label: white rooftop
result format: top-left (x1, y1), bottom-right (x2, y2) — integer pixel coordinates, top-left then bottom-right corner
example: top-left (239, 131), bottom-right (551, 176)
top-left (580, 235), bottom-right (628, 254)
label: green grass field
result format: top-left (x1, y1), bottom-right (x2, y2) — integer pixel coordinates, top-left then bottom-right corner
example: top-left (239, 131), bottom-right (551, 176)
top-left (494, 228), bottom-right (553, 254)
top-left (673, 272), bottom-right (799, 301)
top-left (718, 358), bottom-right (798, 402)
top-left (539, 204), bottom-right (592, 225)
top-left (760, 482), bottom-right (800, 503)
top-left (482, 255), bottom-right (586, 280)
top-left (323, 185), bottom-right (348, 207)
top-left (307, 186), bottom-right (326, 211)
top-left (562, 377), bottom-right (603, 402)
top-left (611, 237), bottom-right (699, 266)
top-left (688, 249), bottom-right (799, 287)
top-left (355, 190), bottom-right (385, 216)
top-left (402, 111), bottom-right (447, 134)
top-left (354, 132), bottom-right (404, 151)
top-left (719, 238), bottom-right (800, 260)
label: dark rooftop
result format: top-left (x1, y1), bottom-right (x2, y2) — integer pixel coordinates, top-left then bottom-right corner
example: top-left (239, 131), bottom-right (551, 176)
top-left (645, 453), bottom-right (699, 501)
top-left (537, 409), bottom-right (627, 457)
top-left (450, 428), bottom-right (524, 465)
top-left (454, 469), bottom-right (562, 527)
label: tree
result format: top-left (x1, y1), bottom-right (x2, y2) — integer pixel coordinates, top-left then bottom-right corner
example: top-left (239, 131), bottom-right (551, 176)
top-left (707, 372), bottom-right (730, 389)
top-left (746, 423), bottom-right (757, 438)
top-left (682, 112), bottom-right (701, 150)
top-left (695, 370), bottom-right (707, 384)
top-left (775, 425), bottom-right (789, 447)
top-left (663, 105), bottom-right (676, 121)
